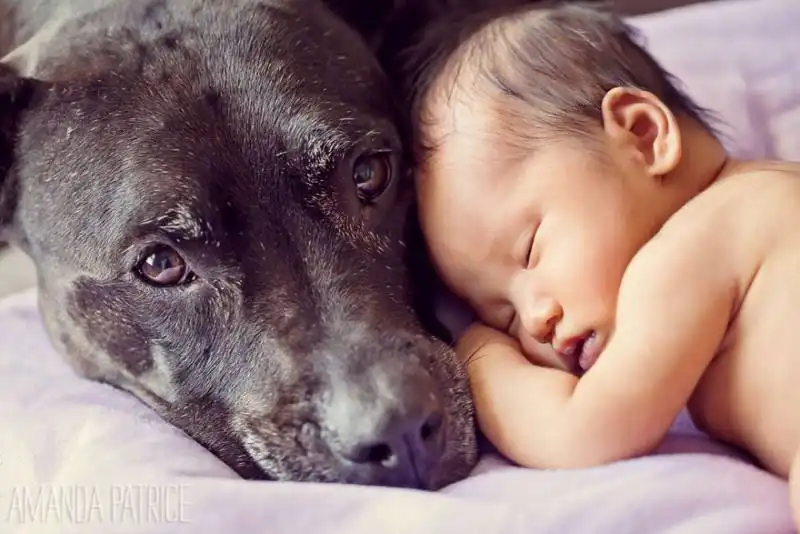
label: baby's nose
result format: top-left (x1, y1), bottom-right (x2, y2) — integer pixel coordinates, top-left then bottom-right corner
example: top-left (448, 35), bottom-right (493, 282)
top-left (521, 297), bottom-right (562, 344)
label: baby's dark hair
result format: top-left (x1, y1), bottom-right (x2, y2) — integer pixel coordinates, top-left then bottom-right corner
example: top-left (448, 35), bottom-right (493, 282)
top-left (400, 2), bottom-right (717, 161)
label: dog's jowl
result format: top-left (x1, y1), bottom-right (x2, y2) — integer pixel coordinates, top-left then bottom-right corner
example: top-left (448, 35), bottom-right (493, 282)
top-left (0, 0), bottom-right (477, 489)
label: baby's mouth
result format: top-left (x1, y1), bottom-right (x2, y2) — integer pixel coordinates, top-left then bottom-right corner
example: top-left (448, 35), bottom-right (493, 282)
top-left (555, 331), bottom-right (601, 375)
top-left (577, 331), bottom-right (601, 372)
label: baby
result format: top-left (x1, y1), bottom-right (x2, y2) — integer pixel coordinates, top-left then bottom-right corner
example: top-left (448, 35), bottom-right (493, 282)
top-left (405, 3), bottom-right (800, 522)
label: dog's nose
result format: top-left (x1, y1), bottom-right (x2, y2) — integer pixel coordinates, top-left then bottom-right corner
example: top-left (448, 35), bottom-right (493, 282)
top-left (342, 394), bottom-right (444, 478)
top-left (326, 370), bottom-right (446, 489)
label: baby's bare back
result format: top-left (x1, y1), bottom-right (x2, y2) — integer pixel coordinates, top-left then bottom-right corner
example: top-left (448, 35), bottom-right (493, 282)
top-left (684, 160), bottom-right (800, 477)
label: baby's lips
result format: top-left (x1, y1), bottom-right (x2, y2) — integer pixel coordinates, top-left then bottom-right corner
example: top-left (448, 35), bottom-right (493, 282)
top-left (550, 338), bottom-right (581, 374)
top-left (553, 336), bottom-right (580, 357)
top-left (578, 332), bottom-right (601, 371)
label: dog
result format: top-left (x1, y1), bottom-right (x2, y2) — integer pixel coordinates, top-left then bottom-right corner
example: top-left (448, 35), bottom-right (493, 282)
top-left (0, 0), bottom-right (497, 490)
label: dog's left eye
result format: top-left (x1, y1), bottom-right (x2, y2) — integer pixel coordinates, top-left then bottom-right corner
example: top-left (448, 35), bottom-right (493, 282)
top-left (136, 245), bottom-right (193, 286)
top-left (353, 152), bottom-right (392, 203)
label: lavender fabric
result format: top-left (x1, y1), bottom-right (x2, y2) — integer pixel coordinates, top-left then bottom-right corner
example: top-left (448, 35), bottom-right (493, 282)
top-left (2, 0), bottom-right (799, 532)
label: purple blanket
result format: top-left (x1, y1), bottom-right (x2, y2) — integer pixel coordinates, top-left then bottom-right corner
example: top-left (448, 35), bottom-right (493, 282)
top-left (0, 288), bottom-right (793, 533)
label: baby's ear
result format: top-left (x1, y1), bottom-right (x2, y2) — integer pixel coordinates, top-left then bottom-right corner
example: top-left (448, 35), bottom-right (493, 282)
top-left (0, 63), bottom-right (41, 240)
top-left (601, 86), bottom-right (681, 177)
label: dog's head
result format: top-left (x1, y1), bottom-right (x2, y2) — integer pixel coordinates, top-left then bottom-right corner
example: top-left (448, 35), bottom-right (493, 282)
top-left (0, 0), bottom-right (476, 489)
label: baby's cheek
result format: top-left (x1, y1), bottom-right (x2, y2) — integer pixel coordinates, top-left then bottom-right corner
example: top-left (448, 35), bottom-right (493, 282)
top-left (574, 255), bottom-right (626, 314)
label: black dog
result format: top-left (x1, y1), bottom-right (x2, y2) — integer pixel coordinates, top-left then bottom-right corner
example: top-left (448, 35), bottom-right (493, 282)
top-left (0, 0), bottom-right (493, 489)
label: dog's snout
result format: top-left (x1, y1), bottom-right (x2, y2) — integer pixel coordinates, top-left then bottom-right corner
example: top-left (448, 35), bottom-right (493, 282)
top-left (343, 393), bottom-right (444, 475)
top-left (325, 366), bottom-right (446, 489)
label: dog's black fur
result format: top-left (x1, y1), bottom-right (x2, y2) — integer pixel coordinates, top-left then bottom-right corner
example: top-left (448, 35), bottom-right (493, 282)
top-left (0, 0), bottom-right (540, 489)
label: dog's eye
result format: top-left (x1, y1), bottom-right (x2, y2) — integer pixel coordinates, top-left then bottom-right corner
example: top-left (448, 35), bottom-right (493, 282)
top-left (136, 245), bottom-right (192, 286)
top-left (353, 153), bottom-right (392, 203)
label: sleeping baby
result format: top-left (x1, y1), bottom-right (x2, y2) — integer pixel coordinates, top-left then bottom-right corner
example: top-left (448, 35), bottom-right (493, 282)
top-left (404, 3), bottom-right (800, 524)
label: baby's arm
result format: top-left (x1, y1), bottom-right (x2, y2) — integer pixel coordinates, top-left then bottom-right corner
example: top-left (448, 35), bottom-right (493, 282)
top-left (458, 231), bottom-right (739, 469)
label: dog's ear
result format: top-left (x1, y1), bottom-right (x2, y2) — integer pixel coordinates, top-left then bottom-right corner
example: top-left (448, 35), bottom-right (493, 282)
top-left (322, 0), bottom-right (460, 58)
top-left (0, 63), bottom-right (40, 239)
top-left (322, 0), bottom-right (400, 48)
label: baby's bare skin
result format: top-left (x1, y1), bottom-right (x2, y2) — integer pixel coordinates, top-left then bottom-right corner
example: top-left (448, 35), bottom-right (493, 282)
top-left (456, 160), bottom-right (800, 476)
top-left (686, 161), bottom-right (800, 479)
top-left (410, 1), bottom-right (800, 525)
top-left (417, 78), bottom-right (800, 522)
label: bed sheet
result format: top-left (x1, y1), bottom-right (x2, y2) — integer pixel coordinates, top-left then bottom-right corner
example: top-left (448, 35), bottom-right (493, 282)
top-left (2, 0), bottom-right (799, 532)
top-left (0, 289), bottom-right (793, 533)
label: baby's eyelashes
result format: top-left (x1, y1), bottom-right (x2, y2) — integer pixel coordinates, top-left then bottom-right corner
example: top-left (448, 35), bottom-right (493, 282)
top-left (524, 221), bottom-right (542, 269)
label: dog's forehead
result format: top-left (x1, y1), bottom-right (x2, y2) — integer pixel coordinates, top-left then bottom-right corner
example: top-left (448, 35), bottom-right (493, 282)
top-left (28, 0), bottom-right (389, 106)
top-left (23, 70), bottom-right (396, 250)
top-left (31, 0), bottom-right (398, 184)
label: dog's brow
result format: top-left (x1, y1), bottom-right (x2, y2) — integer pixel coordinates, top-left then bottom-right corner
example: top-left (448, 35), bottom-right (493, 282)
top-left (296, 125), bottom-right (351, 174)
top-left (140, 204), bottom-right (210, 242)
top-left (286, 108), bottom-right (379, 178)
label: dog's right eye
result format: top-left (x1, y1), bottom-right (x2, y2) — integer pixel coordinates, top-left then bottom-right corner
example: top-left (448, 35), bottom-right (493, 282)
top-left (135, 245), bottom-right (193, 286)
top-left (353, 152), bottom-right (393, 203)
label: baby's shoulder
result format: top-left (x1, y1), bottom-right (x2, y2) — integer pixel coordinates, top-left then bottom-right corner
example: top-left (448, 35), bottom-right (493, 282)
top-left (670, 160), bottom-right (800, 239)
top-left (718, 161), bottom-right (800, 233)
top-left (651, 160), bottom-right (800, 288)
top-left (722, 158), bottom-right (799, 194)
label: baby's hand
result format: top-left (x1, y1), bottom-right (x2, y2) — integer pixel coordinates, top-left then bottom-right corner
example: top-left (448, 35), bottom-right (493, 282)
top-left (455, 323), bottom-right (520, 367)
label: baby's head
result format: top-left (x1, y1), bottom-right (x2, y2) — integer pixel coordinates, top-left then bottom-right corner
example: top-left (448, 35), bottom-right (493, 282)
top-left (404, 4), bottom-right (726, 371)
